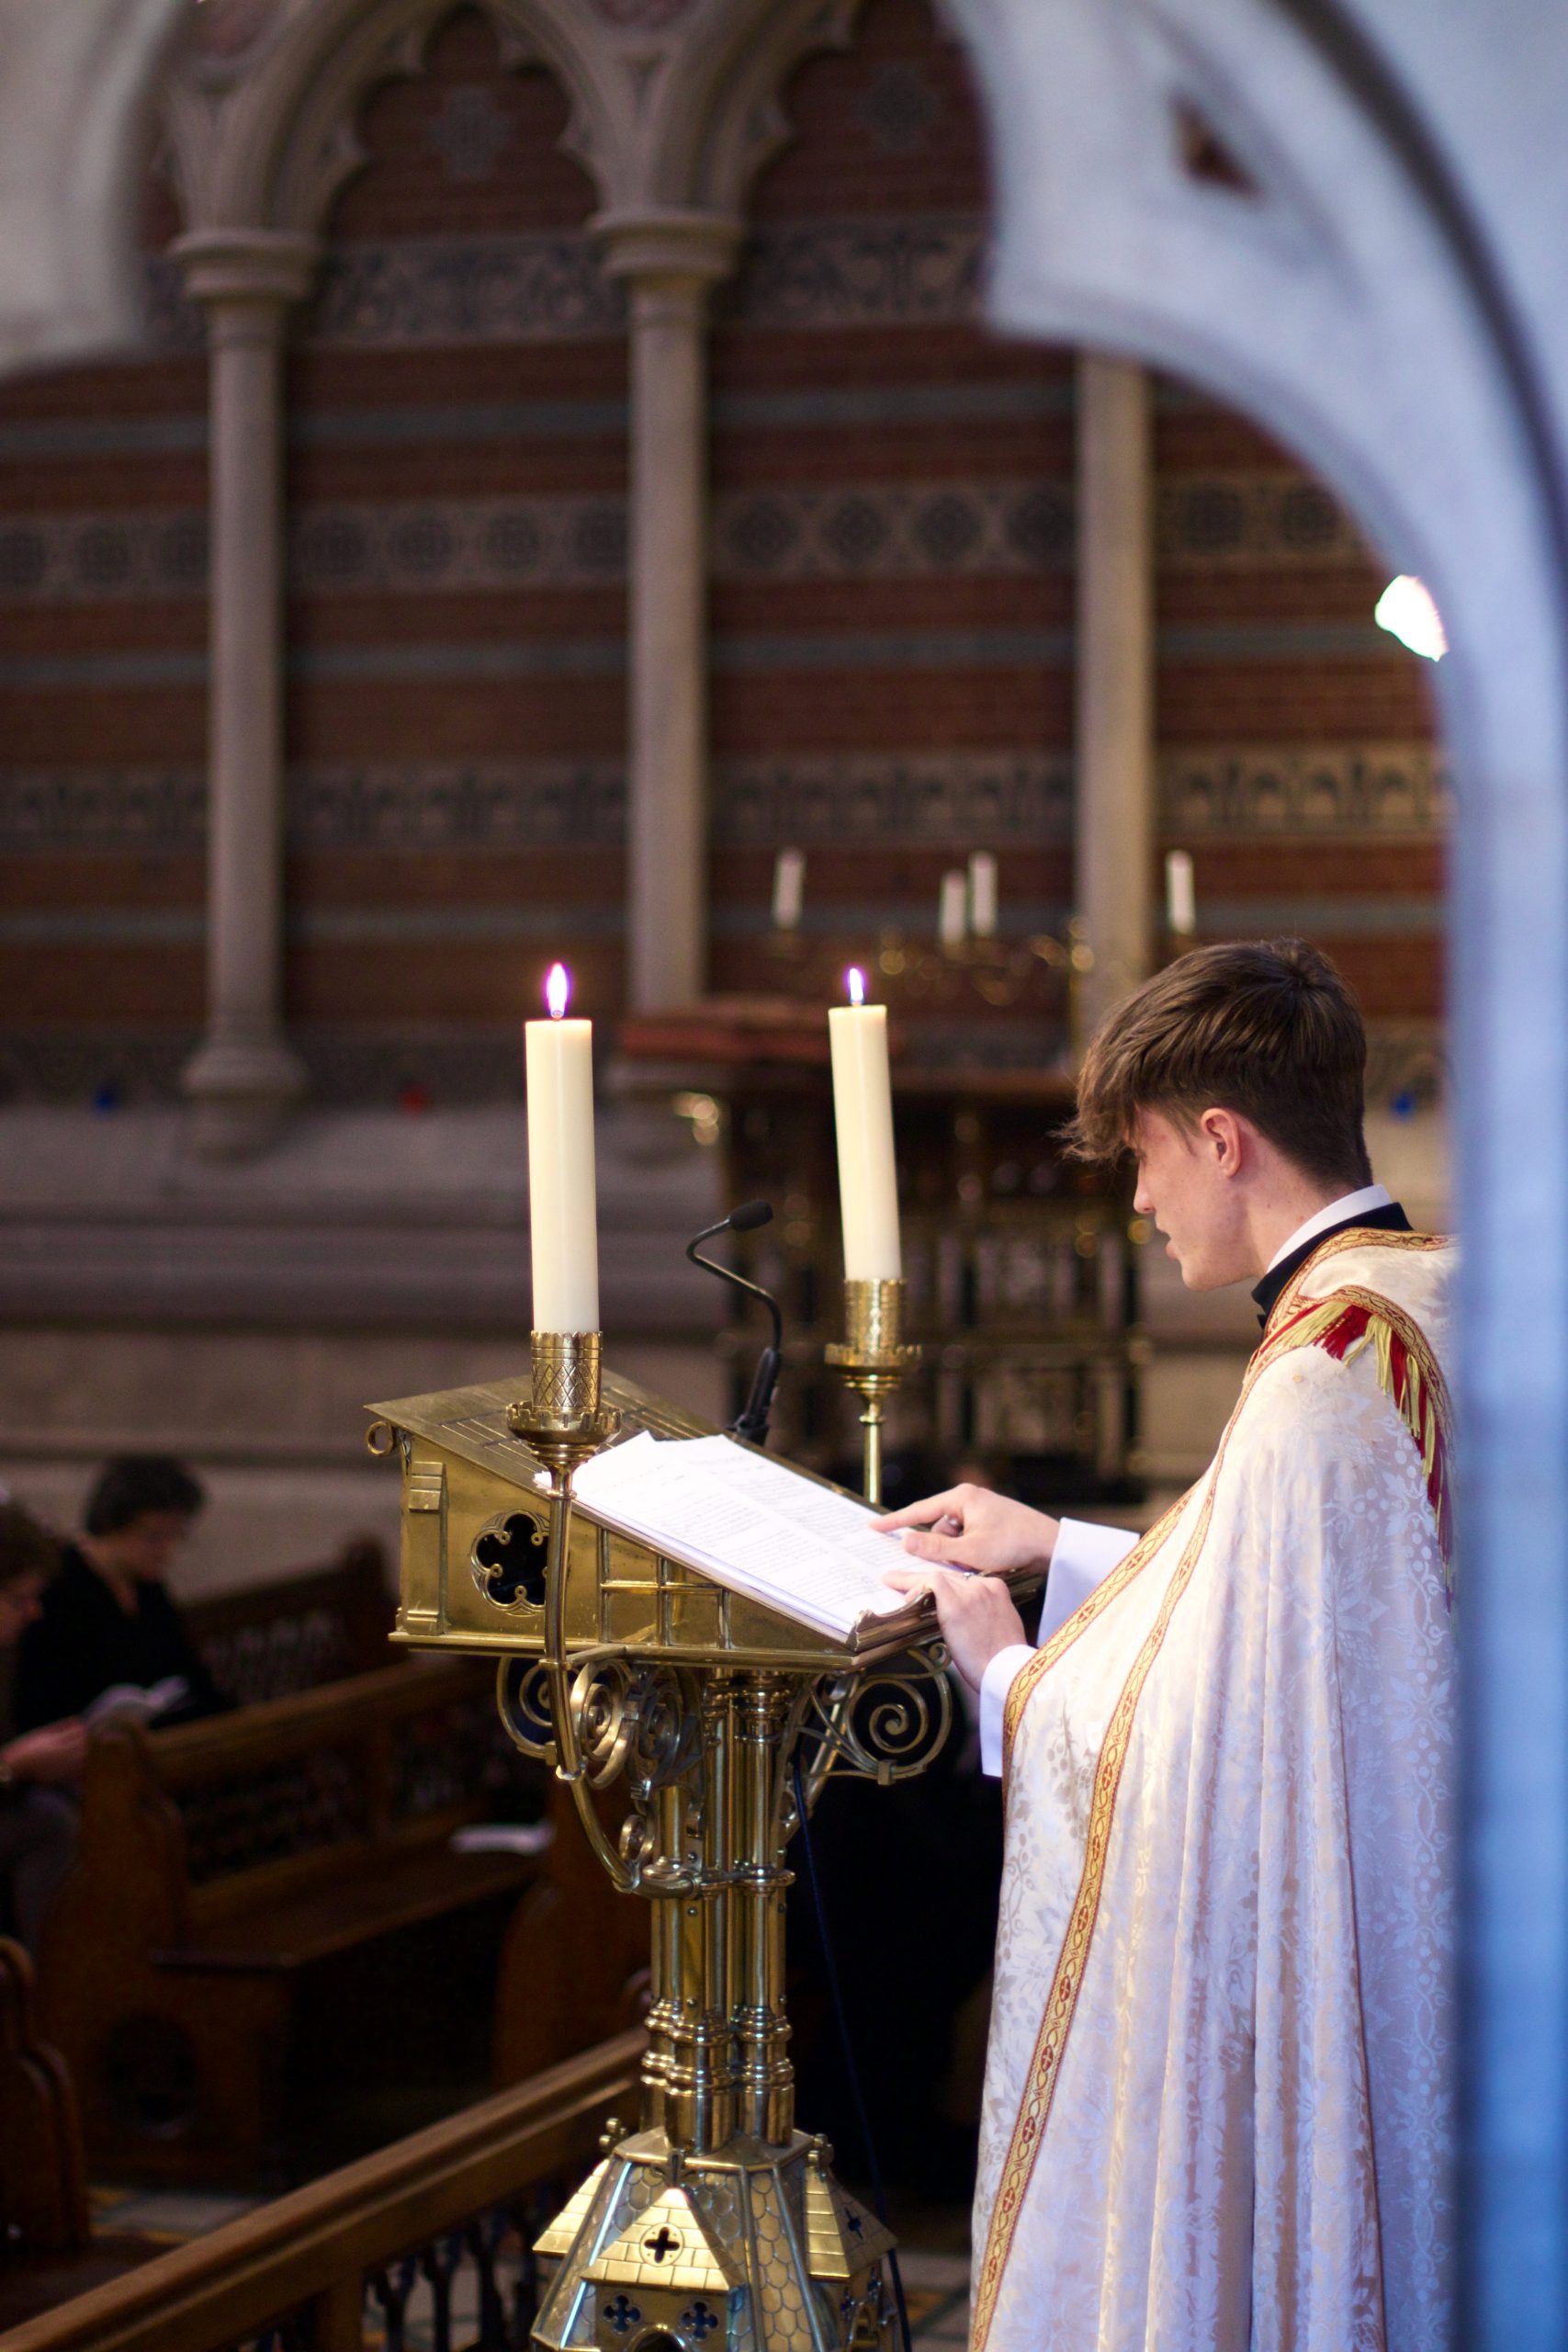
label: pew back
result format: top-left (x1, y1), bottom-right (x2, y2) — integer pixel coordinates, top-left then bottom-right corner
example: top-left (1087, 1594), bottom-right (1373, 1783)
top-left (0, 2030), bottom-right (644, 2352)
top-left (37, 1656), bottom-right (542, 2181)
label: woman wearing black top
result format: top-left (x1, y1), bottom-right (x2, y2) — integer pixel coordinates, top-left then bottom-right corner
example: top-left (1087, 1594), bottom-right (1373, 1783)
top-left (12, 1456), bottom-right (227, 1734)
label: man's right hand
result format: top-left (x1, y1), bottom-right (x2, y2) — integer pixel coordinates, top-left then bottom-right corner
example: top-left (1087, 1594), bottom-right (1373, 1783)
top-left (3, 1719), bottom-right (88, 1787)
top-left (871, 1484), bottom-right (1059, 1576)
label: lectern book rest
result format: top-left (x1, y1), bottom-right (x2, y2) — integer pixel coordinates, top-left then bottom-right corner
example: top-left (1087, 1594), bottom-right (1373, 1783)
top-left (572, 1432), bottom-right (918, 1648)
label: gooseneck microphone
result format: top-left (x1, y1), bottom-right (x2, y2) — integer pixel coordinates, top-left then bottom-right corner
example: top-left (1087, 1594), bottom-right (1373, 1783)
top-left (685, 1200), bottom-right (784, 1446)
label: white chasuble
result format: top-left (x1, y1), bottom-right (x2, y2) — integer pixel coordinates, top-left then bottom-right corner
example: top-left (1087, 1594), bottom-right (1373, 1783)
top-left (973, 1228), bottom-right (1456, 2352)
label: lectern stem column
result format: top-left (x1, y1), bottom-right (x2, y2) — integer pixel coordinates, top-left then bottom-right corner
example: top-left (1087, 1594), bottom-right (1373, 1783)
top-left (735, 1674), bottom-right (795, 2144)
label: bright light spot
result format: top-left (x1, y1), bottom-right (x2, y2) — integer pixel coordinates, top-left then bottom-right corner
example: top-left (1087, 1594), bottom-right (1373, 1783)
top-left (846, 967), bottom-right (865, 1007)
top-left (1375, 575), bottom-right (1448, 661)
top-left (546, 962), bottom-right (570, 1019)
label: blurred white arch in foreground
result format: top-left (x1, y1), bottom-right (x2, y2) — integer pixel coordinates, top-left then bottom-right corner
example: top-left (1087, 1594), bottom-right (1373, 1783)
top-left (944, 2), bottom-right (1568, 2341)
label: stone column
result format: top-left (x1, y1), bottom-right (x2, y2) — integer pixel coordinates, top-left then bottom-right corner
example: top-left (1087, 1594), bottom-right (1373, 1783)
top-left (173, 228), bottom-right (319, 1157)
top-left (1074, 354), bottom-right (1155, 1035)
top-left (596, 213), bottom-right (740, 1012)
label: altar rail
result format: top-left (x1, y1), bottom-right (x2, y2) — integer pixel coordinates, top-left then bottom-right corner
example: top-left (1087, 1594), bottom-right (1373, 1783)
top-left (0, 2030), bottom-right (644, 2352)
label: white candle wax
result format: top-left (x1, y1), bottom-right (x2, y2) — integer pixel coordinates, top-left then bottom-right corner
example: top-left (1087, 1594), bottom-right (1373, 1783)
top-left (525, 990), bottom-right (600, 1332)
top-left (939, 869), bottom-right (967, 947)
top-left (1166, 849), bottom-right (1197, 937)
top-left (772, 846), bottom-right (806, 932)
top-left (829, 997), bottom-right (902, 1281)
top-left (968, 851), bottom-right (998, 938)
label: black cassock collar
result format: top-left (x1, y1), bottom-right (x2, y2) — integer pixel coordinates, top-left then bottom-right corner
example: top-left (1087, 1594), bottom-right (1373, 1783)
top-left (1251, 1199), bottom-right (1413, 1329)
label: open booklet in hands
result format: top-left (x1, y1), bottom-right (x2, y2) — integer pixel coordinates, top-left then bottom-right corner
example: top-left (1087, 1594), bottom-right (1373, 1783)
top-left (572, 1431), bottom-right (921, 1645)
top-left (83, 1675), bottom-right (190, 1729)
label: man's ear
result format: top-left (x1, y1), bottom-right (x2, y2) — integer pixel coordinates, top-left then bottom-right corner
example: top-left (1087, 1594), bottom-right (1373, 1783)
top-left (1196, 1106), bottom-right (1247, 1176)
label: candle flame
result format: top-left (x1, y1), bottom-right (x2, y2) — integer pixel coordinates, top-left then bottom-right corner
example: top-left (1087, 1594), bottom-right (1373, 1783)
top-left (846, 967), bottom-right (865, 1007)
top-left (546, 962), bottom-right (570, 1020)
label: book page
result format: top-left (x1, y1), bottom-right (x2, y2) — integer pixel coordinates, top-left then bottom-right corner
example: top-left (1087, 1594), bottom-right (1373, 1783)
top-left (575, 1432), bottom-right (913, 1639)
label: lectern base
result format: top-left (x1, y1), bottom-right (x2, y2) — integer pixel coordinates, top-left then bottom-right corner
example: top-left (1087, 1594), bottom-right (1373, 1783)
top-left (533, 2127), bottom-right (899, 2352)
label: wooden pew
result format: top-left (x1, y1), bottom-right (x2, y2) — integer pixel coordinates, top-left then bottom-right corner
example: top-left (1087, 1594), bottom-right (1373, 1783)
top-left (184, 1537), bottom-right (390, 1707)
top-left (35, 1657), bottom-right (547, 2185)
top-left (0, 1939), bottom-right (168, 2333)
top-left (0, 2029), bottom-right (644, 2352)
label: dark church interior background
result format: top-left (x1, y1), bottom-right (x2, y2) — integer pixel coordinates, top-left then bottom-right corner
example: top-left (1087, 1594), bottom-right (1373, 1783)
top-left (0, 0), bottom-right (1444, 1589)
top-left (0, 0), bottom-right (1446, 2304)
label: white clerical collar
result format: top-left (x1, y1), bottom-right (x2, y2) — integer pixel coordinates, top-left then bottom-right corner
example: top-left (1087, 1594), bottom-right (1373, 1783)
top-left (1264, 1183), bottom-right (1393, 1274)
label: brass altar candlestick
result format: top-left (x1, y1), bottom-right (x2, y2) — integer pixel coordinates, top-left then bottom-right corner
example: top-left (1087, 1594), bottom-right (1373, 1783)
top-left (825, 1277), bottom-right (922, 1506)
top-left (506, 1330), bottom-right (624, 1879)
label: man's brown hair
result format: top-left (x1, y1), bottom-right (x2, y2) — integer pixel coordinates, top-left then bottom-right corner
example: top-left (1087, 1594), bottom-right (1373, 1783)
top-left (1066, 938), bottom-right (1373, 1187)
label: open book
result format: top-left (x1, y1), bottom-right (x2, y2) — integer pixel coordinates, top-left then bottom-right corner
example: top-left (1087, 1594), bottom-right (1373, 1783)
top-left (84, 1674), bottom-right (189, 1729)
top-left (573, 1432), bottom-right (922, 1645)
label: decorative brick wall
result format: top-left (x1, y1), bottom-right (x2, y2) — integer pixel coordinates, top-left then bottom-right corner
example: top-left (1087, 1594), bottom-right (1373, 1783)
top-left (0, 0), bottom-right (1441, 1110)
top-left (1155, 390), bottom-right (1442, 1024)
top-left (708, 0), bottom-right (1074, 1047)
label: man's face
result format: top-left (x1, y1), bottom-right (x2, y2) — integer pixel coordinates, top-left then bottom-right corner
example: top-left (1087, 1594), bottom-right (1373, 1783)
top-left (1130, 1105), bottom-right (1252, 1291)
top-left (0, 1572), bottom-right (43, 1647)
top-left (106, 1510), bottom-right (192, 1581)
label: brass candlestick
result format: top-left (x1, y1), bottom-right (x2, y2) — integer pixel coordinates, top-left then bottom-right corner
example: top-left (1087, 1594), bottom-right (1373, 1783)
top-left (506, 1331), bottom-right (624, 1878)
top-left (825, 1277), bottom-right (922, 1506)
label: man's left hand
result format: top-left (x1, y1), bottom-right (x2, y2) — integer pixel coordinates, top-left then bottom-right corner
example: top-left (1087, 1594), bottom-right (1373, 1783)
top-left (883, 1562), bottom-right (1026, 1692)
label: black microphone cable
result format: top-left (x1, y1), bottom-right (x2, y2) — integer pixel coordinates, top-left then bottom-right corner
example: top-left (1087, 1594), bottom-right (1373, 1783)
top-left (792, 1756), bottom-right (913, 2352)
top-left (685, 1201), bottom-right (785, 1445)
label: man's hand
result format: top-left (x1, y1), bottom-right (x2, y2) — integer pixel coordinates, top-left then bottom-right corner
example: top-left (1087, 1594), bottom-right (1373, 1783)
top-left (3, 1720), bottom-right (87, 1786)
top-left (872, 1483), bottom-right (1059, 1575)
top-left (881, 1563), bottom-right (1027, 1692)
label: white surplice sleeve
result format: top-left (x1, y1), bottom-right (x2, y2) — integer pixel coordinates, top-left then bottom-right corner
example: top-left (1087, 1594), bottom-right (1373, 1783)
top-left (977, 1518), bottom-right (1140, 1776)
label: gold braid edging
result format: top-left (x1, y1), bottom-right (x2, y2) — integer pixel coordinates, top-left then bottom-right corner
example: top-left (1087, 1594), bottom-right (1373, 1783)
top-left (971, 1454), bottom-right (1232, 2352)
top-left (999, 1492), bottom-right (1188, 1781)
top-left (972, 1227), bottom-right (1452, 2350)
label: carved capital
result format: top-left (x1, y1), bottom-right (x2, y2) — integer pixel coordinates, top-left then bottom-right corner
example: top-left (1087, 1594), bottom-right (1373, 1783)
top-left (592, 208), bottom-right (742, 296)
top-left (170, 227), bottom-right (321, 316)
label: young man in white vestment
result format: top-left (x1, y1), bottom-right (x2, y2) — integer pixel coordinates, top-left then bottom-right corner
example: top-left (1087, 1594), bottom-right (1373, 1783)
top-left (877, 939), bottom-right (1454, 2352)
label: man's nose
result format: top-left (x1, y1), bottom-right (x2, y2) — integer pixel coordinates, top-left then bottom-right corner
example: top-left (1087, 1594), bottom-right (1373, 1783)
top-left (1133, 1174), bottom-right (1153, 1216)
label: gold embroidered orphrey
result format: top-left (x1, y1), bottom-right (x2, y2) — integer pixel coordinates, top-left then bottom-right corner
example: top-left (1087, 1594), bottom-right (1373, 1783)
top-left (973, 1226), bottom-right (1453, 2352)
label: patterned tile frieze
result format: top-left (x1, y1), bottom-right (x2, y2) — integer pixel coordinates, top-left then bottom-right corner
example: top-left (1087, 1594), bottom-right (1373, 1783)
top-left (719, 216), bottom-right (984, 332)
top-left (0, 766), bottom-right (206, 852)
top-left (292, 760), bottom-right (626, 850)
top-left (1162, 744), bottom-right (1448, 835)
top-left (143, 217), bottom-right (987, 350)
top-left (1156, 474), bottom-right (1367, 566)
top-left (0, 476), bottom-right (1375, 604)
top-left (2, 756), bottom-right (1069, 855)
top-left (0, 762), bottom-right (627, 855)
top-left (709, 753), bottom-right (1073, 846)
top-left (0, 746), bottom-right (1442, 858)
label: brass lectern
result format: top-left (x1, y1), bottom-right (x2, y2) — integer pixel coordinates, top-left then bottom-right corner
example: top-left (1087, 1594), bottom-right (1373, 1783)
top-left (369, 1352), bottom-right (957, 2352)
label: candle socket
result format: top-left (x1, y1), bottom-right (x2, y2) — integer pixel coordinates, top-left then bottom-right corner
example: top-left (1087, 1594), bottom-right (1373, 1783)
top-left (507, 1330), bottom-right (622, 1471)
top-left (826, 1279), bottom-right (922, 1507)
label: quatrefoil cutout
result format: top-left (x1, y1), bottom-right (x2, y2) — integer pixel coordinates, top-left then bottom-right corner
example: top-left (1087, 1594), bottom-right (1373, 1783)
top-left (470, 1510), bottom-right (548, 1609)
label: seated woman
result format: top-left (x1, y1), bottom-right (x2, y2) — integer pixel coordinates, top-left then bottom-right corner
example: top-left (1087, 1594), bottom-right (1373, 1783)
top-left (12, 1457), bottom-right (226, 1735)
top-left (0, 1502), bottom-right (85, 1949)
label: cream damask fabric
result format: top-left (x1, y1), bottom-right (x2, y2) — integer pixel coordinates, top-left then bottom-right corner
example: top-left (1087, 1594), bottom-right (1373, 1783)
top-left (973, 1236), bottom-right (1456, 2352)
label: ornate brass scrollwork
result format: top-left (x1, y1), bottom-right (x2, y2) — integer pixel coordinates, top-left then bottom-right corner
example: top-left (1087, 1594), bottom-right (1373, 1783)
top-left (797, 1650), bottom-right (953, 1809)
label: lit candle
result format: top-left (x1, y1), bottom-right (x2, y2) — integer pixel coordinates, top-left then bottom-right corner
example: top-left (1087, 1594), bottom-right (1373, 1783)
top-left (525, 963), bottom-right (600, 1331)
top-left (1166, 850), bottom-right (1197, 938)
top-left (829, 967), bottom-right (902, 1281)
top-left (772, 847), bottom-right (806, 933)
top-left (938, 869), bottom-right (967, 947)
top-left (968, 851), bottom-right (998, 938)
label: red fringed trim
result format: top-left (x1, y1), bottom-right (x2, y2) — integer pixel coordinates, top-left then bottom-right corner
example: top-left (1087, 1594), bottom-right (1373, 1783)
top-left (1263, 1290), bottom-right (1455, 1602)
